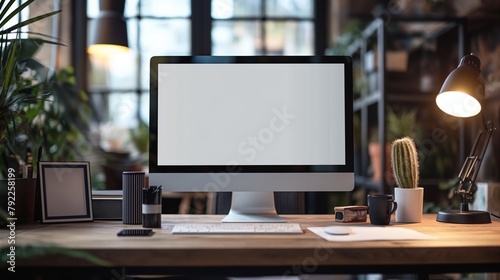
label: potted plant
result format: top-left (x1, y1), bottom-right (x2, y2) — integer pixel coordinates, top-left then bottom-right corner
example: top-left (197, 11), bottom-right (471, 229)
top-left (386, 107), bottom-right (422, 144)
top-left (0, 0), bottom-right (60, 174)
top-left (24, 65), bottom-right (92, 162)
top-left (0, 0), bottom-right (61, 223)
top-left (391, 136), bottom-right (423, 223)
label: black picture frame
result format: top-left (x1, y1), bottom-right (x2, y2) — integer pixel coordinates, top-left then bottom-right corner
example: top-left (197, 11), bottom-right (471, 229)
top-left (39, 162), bottom-right (93, 223)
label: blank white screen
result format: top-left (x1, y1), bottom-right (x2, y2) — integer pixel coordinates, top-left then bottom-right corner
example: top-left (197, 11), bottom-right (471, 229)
top-left (157, 63), bottom-right (345, 166)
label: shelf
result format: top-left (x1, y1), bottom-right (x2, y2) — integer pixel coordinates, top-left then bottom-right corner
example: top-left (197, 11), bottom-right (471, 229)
top-left (346, 19), bottom-right (383, 55)
top-left (353, 76), bottom-right (444, 108)
top-left (346, 16), bottom-right (465, 196)
top-left (353, 90), bottom-right (435, 111)
top-left (353, 90), bottom-right (382, 111)
top-left (386, 92), bottom-right (437, 103)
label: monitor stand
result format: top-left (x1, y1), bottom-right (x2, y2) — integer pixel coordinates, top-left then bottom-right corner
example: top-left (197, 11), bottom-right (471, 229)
top-left (221, 191), bottom-right (286, 223)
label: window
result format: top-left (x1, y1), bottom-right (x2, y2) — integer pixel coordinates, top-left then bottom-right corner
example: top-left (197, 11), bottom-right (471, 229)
top-left (84, 0), bottom-right (325, 155)
top-left (212, 0), bottom-right (314, 55)
top-left (87, 0), bottom-right (191, 131)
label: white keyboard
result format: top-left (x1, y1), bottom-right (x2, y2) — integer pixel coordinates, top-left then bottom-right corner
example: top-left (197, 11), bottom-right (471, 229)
top-left (171, 223), bottom-right (303, 234)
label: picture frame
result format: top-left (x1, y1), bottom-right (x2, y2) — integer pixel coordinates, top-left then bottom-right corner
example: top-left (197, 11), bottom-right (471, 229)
top-left (39, 161), bottom-right (93, 223)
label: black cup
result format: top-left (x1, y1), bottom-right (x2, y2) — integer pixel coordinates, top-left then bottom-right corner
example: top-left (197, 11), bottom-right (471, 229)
top-left (367, 194), bottom-right (397, 225)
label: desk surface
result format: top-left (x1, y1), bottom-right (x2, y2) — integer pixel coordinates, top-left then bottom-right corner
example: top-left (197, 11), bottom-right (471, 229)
top-left (4, 214), bottom-right (500, 275)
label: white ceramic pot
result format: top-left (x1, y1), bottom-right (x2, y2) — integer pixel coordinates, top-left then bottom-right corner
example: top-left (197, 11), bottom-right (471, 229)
top-left (394, 187), bottom-right (424, 223)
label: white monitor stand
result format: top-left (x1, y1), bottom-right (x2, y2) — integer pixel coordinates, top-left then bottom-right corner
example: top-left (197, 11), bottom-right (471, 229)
top-left (221, 192), bottom-right (286, 223)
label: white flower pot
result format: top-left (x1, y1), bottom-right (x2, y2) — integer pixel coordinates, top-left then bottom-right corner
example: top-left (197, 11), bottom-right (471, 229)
top-left (394, 187), bottom-right (424, 223)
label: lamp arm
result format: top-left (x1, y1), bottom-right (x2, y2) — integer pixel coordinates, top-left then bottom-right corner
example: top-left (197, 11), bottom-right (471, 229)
top-left (455, 121), bottom-right (495, 199)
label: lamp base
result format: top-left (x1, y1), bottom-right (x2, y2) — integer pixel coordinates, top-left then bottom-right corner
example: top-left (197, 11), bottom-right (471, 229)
top-left (436, 210), bottom-right (491, 224)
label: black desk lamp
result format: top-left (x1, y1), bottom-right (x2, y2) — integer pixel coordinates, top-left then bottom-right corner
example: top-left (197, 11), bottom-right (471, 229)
top-left (435, 53), bottom-right (495, 224)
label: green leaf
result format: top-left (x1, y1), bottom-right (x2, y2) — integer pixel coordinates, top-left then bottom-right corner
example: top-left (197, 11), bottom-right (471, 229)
top-left (0, 0), bottom-right (60, 36)
top-left (0, 0), bottom-right (17, 30)
top-left (1, 38), bottom-right (18, 97)
top-left (0, 10), bottom-right (61, 35)
top-left (17, 38), bottom-right (43, 60)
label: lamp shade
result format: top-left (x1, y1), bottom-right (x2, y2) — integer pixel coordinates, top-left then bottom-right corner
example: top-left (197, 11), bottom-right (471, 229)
top-left (435, 54), bottom-right (485, 118)
top-left (88, 0), bottom-right (129, 57)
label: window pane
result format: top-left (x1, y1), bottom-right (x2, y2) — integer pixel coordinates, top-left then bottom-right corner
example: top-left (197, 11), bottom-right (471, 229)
top-left (140, 93), bottom-right (150, 124)
top-left (88, 50), bottom-right (138, 90)
top-left (124, 0), bottom-right (138, 17)
top-left (136, 0), bottom-right (191, 17)
top-left (3, 1), bottom-right (29, 38)
top-left (139, 19), bottom-right (190, 55)
top-left (95, 92), bottom-right (138, 153)
top-left (212, 20), bottom-right (262, 55)
top-left (108, 52), bottom-right (138, 89)
top-left (127, 19), bottom-right (139, 51)
top-left (87, 0), bottom-right (99, 18)
top-left (108, 92), bottom-right (139, 128)
top-left (265, 0), bottom-right (313, 18)
top-left (265, 21), bottom-right (314, 55)
top-left (138, 19), bottom-right (190, 88)
top-left (212, 0), bottom-right (261, 19)
top-left (140, 54), bottom-right (153, 90)
top-left (88, 55), bottom-right (106, 89)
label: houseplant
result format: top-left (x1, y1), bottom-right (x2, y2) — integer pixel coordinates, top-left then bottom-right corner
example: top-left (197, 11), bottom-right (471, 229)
top-left (23, 64), bottom-right (92, 162)
top-left (391, 136), bottom-right (423, 223)
top-left (0, 0), bottom-right (61, 176)
top-left (368, 107), bottom-right (422, 184)
top-left (0, 0), bottom-right (62, 225)
top-left (0, 1), bottom-right (109, 269)
top-left (386, 107), bottom-right (422, 143)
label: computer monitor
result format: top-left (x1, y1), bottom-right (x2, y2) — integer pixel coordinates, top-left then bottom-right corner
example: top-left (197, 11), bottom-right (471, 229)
top-left (149, 56), bottom-right (354, 222)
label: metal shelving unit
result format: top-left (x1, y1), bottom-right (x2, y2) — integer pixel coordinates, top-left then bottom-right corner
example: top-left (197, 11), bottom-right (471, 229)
top-left (348, 16), bottom-right (466, 195)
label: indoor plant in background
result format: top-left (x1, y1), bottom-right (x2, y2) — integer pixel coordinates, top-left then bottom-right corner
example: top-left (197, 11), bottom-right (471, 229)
top-left (0, 0), bottom-right (60, 175)
top-left (0, 1), bottom-right (108, 270)
top-left (1, 1), bottom-right (91, 173)
top-left (368, 107), bottom-right (422, 184)
top-left (1, 0), bottom-right (91, 223)
top-left (0, 0), bottom-right (61, 225)
top-left (391, 136), bottom-right (423, 223)
top-left (385, 107), bottom-right (422, 185)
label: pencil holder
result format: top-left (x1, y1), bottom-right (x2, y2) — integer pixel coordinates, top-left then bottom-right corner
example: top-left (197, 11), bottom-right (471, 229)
top-left (122, 171), bottom-right (145, 224)
top-left (142, 186), bottom-right (162, 228)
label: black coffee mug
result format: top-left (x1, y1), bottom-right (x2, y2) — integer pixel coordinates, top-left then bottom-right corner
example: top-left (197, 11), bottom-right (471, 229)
top-left (367, 194), bottom-right (398, 225)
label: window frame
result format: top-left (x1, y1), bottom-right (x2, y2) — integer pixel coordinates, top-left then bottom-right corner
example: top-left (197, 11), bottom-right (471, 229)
top-left (73, 0), bottom-right (328, 125)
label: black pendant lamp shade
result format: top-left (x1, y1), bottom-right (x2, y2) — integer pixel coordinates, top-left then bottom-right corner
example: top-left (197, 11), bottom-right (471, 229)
top-left (88, 0), bottom-right (129, 56)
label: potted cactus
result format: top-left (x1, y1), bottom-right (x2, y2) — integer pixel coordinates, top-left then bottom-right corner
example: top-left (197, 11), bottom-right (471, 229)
top-left (391, 137), bottom-right (424, 223)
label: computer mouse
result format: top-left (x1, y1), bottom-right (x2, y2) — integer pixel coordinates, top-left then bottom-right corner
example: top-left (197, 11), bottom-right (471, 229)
top-left (323, 226), bottom-right (352, 235)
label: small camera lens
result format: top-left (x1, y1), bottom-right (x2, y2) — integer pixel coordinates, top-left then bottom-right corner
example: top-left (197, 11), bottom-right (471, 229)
top-left (335, 212), bottom-right (344, 221)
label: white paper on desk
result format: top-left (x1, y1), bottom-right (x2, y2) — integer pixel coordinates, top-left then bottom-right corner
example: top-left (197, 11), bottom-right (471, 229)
top-left (308, 226), bottom-right (437, 242)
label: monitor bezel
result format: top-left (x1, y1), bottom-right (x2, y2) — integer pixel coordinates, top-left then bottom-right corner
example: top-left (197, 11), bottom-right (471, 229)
top-left (149, 56), bottom-right (353, 174)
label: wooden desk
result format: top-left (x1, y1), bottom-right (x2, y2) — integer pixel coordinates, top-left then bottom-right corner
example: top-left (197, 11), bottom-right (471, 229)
top-left (4, 214), bottom-right (500, 277)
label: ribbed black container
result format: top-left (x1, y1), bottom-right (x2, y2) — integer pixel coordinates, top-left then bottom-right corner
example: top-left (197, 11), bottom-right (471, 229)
top-left (122, 171), bottom-right (145, 224)
top-left (142, 186), bottom-right (162, 228)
